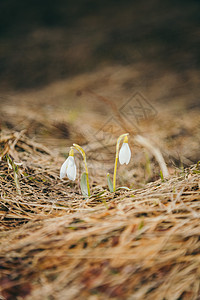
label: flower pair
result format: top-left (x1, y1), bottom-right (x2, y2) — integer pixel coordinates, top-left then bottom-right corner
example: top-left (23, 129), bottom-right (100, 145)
top-left (60, 134), bottom-right (131, 194)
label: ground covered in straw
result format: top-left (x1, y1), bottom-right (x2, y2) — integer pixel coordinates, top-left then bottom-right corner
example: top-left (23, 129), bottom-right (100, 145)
top-left (0, 124), bottom-right (200, 300)
top-left (0, 56), bottom-right (200, 299)
top-left (1, 1), bottom-right (200, 297)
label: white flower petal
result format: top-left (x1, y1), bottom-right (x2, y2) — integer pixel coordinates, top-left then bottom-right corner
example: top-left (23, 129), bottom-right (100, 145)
top-left (67, 157), bottom-right (76, 181)
top-left (119, 143), bottom-right (126, 165)
top-left (125, 143), bottom-right (131, 164)
top-left (60, 157), bottom-right (70, 179)
top-left (119, 143), bottom-right (131, 165)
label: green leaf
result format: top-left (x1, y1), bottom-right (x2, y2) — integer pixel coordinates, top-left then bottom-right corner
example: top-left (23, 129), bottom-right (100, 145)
top-left (80, 172), bottom-right (88, 197)
top-left (107, 173), bottom-right (113, 192)
top-left (89, 190), bottom-right (106, 198)
top-left (144, 151), bottom-right (152, 177)
top-left (6, 154), bottom-right (21, 195)
top-left (138, 219), bottom-right (144, 230)
top-left (160, 170), bottom-right (164, 182)
top-left (6, 154), bottom-right (13, 169)
top-left (193, 170), bottom-right (200, 174)
top-left (116, 186), bottom-right (131, 191)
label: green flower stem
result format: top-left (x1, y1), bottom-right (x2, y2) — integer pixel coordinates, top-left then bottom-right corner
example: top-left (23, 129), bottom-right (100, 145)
top-left (113, 133), bottom-right (129, 192)
top-left (73, 143), bottom-right (90, 196)
top-left (113, 156), bottom-right (118, 192)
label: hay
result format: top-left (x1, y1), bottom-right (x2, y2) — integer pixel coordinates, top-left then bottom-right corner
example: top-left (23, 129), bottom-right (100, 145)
top-left (0, 131), bottom-right (200, 300)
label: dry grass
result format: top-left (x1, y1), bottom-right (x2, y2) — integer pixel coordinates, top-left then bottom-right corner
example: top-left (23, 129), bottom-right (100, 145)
top-left (1, 3), bottom-right (200, 297)
top-left (0, 130), bottom-right (200, 300)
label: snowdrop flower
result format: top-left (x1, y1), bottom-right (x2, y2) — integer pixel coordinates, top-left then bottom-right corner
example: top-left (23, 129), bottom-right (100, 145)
top-left (60, 148), bottom-right (76, 181)
top-left (119, 135), bottom-right (131, 165)
top-left (109, 133), bottom-right (131, 192)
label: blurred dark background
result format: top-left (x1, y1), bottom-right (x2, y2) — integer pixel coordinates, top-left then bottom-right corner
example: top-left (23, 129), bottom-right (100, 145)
top-left (0, 0), bottom-right (199, 91)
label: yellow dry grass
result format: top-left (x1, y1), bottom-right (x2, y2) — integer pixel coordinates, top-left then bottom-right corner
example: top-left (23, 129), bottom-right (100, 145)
top-left (0, 130), bottom-right (200, 300)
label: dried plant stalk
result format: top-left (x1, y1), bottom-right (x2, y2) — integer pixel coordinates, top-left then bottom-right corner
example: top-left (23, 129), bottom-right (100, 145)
top-left (135, 134), bottom-right (169, 178)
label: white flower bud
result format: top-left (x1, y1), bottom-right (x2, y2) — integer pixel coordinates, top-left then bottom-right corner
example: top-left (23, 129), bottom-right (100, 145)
top-left (119, 142), bottom-right (131, 165)
top-left (60, 155), bottom-right (76, 181)
top-left (66, 156), bottom-right (76, 181)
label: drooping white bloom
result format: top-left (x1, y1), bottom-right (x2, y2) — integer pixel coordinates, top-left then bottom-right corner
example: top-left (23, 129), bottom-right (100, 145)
top-left (60, 157), bottom-right (69, 179)
top-left (119, 137), bottom-right (131, 165)
top-left (66, 156), bottom-right (76, 181)
top-left (60, 150), bottom-right (76, 181)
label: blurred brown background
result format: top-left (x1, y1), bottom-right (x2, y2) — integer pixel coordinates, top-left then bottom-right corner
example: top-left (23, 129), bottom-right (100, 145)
top-left (0, 0), bottom-right (199, 91)
top-left (0, 0), bottom-right (199, 175)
